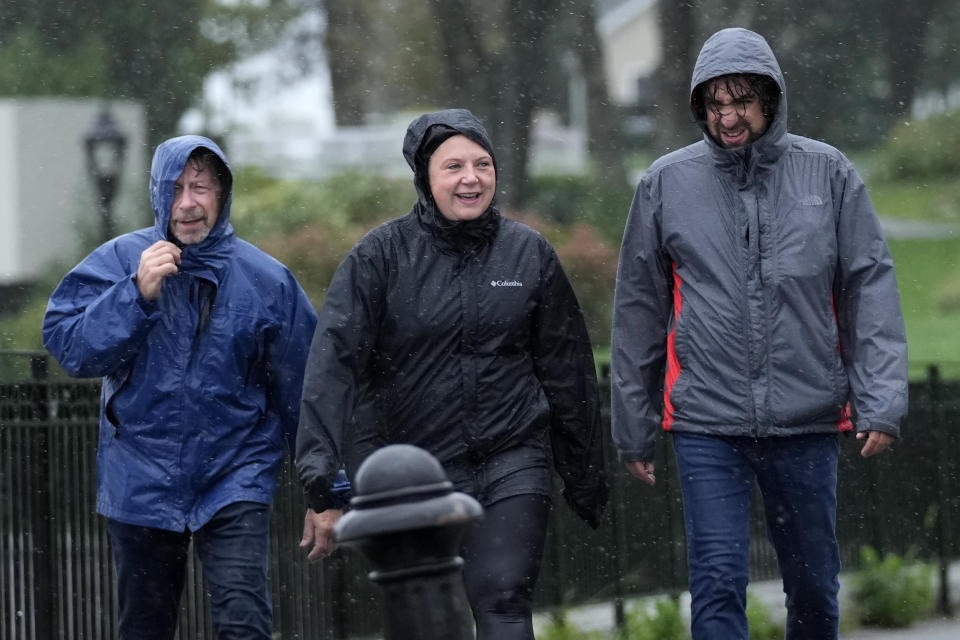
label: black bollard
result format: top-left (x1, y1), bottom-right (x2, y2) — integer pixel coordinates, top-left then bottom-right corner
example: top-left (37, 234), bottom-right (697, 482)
top-left (334, 444), bottom-right (483, 640)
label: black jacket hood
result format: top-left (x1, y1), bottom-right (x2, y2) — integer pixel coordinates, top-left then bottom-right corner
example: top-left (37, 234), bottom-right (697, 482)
top-left (402, 109), bottom-right (500, 251)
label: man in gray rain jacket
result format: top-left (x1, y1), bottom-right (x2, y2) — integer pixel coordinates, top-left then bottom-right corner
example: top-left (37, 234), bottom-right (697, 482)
top-left (611, 28), bottom-right (907, 640)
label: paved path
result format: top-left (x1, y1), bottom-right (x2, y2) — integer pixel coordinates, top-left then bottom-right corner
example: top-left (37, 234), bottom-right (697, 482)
top-left (880, 217), bottom-right (960, 239)
top-left (841, 616), bottom-right (960, 639)
top-left (534, 561), bottom-right (960, 638)
top-left (536, 605), bottom-right (960, 639)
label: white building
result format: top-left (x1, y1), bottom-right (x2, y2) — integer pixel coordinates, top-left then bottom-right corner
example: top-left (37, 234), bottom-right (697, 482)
top-left (597, 0), bottom-right (661, 106)
top-left (0, 99), bottom-right (147, 286)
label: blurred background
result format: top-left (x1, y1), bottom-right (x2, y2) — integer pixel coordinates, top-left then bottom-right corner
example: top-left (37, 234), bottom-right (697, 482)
top-left (1, 3), bottom-right (959, 638)
top-left (0, 0), bottom-right (958, 374)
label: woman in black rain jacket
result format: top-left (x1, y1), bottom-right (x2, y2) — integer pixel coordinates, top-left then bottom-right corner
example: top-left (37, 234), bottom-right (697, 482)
top-left (296, 108), bottom-right (607, 639)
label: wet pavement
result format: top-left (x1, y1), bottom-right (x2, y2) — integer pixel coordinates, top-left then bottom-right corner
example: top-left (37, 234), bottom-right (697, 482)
top-left (533, 561), bottom-right (960, 639)
top-left (841, 616), bottom-right (960, 639)
top-left (880, 217), bottom-right (960, 239)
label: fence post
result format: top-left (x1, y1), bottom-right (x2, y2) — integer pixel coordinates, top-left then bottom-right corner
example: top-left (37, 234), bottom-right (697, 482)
top-left (29, 353), bottom-right (48, 381)
top-left (929, 365), bottom-right (953, 616)
top-left (335, 444), bottom-right (482, 640)
top-left (25, 375), bottom-right (54, 640)
top-left (609, 450), bottom-right (628, 630)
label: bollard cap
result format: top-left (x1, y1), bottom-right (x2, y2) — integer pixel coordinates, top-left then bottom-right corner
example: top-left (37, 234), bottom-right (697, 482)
top-left (335, 444), bottom-right (482, 544)
top-left (351, 444), bottom-right (453, 508)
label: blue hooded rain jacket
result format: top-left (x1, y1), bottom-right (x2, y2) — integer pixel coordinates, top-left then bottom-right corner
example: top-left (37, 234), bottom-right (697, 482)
top-left (43, 135), bottom-right (317, 532)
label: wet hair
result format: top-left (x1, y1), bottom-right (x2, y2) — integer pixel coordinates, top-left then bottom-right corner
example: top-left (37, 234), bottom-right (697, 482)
top-left (185, 147), bottom-right (231, 211)
top-left (692, 73), bottom-right (781, 124)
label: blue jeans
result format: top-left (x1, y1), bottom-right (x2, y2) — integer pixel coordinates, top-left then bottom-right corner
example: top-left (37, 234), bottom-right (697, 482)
top-left (673, 433), bottom-right (841, 640)
top-left (107, 501), bottom-right (273, 640)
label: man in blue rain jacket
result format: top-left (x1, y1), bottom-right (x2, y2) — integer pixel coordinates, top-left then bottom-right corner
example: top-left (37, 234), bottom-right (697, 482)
top-left (43, 135), bottom-right (317, 639)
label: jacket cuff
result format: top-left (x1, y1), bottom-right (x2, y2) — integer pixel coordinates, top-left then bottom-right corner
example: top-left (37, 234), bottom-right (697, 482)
top-left (617, 446), bottom-right (655, 463)
top-left (855, 418), bottom-right (900, 438)
top-left (305, 470), bottom-right (353, 512)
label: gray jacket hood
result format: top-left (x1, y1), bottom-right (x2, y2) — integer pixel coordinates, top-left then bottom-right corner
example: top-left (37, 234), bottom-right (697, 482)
top-left (690, 28), bottom-right (788, 168)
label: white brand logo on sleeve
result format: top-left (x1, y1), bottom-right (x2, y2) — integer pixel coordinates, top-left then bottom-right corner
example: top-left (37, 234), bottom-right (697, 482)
top-left (490, 280), bottom-right (523, 287)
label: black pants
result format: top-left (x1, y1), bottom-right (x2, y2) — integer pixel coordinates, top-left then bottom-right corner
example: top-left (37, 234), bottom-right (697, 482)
top-left (460, 493), bottom-right (551, 640)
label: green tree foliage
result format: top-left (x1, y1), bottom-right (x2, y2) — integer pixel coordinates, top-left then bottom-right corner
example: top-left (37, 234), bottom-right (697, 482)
top-left (0, 0), bottom-right (300, 144)
top-left (871, 109), bottom-right (960, 182)
top-left (324, 0), bottom-right (445, 126)
top-left (653, 0), bottom-right (958, 150)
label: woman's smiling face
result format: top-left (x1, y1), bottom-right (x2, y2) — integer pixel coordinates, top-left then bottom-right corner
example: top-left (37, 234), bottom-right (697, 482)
top-left (428, 134), bottom-right (496, 222)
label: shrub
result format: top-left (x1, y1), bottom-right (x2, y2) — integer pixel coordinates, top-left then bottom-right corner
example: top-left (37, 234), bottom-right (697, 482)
top-left (231, 168), bottom-right (413, 243)
top-left (850, 546), bottom-right (935, 628)
top-left (935, 275), bottom-right (960, 313)
top-left (746, 593), bottom-right (784, 640)
top-left (537, 613), bottom-right (606, 640)
top-left (870, 109), bottom-right (960, 182)
top-left (230, 169), bottom-right (412, 307)
top-left (527, 174), bottom-right (632, 244)
top-left (617, 597), bottom-right (690, 640)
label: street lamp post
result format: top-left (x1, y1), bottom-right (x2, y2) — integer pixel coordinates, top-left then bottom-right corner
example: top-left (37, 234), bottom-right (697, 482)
top-left (83, 107), bottom-right (128, 243)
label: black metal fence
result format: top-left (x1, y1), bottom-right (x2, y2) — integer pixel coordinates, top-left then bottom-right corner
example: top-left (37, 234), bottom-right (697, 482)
top-left (2, 354), bottom-right (958, 640)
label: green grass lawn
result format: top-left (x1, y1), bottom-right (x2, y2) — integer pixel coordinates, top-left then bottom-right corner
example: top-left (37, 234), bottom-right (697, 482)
top-left (869, 176), bottom-right (960, 223)
top-left (888, 236), bottom-right (960, 379)
top-left (867, 173), bottom-right (960, 379)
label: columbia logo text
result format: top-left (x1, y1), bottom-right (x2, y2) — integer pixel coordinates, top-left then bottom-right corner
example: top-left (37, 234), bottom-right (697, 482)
top-left (490, 280), bottom-right (523, 288)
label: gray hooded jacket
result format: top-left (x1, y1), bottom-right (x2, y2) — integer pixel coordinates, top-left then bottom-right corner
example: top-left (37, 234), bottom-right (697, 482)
top-left (611, 28), bottom-right (908, 463)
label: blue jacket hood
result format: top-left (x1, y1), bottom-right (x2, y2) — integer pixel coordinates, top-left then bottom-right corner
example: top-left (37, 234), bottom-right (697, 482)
top-left (150, 135), bottom-right (235, 253)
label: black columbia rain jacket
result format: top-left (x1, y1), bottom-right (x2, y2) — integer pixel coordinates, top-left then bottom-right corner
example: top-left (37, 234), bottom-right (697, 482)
top-left (296, 109), bottom-right (608, 526)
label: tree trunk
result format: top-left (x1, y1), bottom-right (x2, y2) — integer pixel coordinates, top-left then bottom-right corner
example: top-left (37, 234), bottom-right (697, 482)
top-left (494, 2), bottom-right (552, 207)
top-left (568, 0), bottom-right (629, 190)
top-left (880, 0), bottom-right (941, 121)
top-left (427, 0), bottom-right (498, 125)
top-left (654, 0), bottom-right (697, 153)
top-left (428, 0), bottom-right (550, 209)
top-left (324, 0), bottom-right (373, 125)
